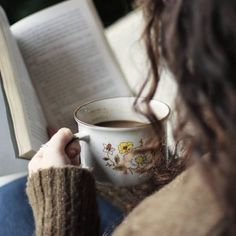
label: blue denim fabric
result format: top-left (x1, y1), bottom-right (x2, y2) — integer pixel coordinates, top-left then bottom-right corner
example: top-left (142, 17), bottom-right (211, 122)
top-left (97, 195), bottom-right (123, 235)
top-left (0, 176), bottom-right (123, 236)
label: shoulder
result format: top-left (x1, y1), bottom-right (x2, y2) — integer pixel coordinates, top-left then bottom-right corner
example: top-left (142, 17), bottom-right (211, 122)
top-left (113, 162), bottom-right (225, 236)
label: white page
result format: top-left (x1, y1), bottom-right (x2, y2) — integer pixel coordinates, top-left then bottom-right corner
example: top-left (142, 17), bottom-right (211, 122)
top-left (0, 7), bottom-right (48, 155)
top-left (106, 9), bottom-right (147, 95)
top-left (106, 9), bottom-right (177, 109)
top-left (11, 0), bottom-right (132, 132)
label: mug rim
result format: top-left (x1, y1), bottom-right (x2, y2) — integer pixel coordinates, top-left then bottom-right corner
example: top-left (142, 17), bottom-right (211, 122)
top-left (74, 96), bottom-right (171, 131)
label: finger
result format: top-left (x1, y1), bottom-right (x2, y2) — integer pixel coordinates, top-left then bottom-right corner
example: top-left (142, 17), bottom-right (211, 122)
top-left (66, 140), bottom-right (81, 158)
top-left (71, 155), bottom-right (80, 166)
top-left (67, 148), bottom-right (80, 159)
top-left (48, 128), bottom-right (73, 152)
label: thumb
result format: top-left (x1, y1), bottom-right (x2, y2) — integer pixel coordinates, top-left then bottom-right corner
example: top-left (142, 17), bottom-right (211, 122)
top-left (48, 128), bottom-right (73, 152)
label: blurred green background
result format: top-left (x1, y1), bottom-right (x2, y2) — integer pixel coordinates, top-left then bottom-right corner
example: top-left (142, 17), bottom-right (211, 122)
top-left (0, 0), bottom-right (134, 27)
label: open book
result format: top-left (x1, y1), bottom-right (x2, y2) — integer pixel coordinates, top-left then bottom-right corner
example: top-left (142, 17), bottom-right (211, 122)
top-left (0, 0), bottom-right (176, 159)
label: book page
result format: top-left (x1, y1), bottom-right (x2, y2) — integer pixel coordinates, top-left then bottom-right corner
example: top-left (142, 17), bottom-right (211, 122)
top-left (106, 9), bottom-right (177, 109)
top-left (0, 7), bottom-right (48, 157)
top-left (106, 9), bottom-right (147, 95)
top-left (11, 0), bottom-right (132, 132)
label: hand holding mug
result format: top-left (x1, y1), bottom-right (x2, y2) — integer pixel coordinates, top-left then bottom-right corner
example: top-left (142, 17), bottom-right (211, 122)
top-left (28, 128), bottom-right (80, 177)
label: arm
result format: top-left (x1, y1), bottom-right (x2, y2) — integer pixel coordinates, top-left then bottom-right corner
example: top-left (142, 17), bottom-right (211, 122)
top-left (26, 128), bottom-right (99, 236)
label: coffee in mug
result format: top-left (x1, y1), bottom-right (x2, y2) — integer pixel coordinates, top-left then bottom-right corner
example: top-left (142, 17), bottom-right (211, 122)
top-left (95, 120), bottom-right (146, 128)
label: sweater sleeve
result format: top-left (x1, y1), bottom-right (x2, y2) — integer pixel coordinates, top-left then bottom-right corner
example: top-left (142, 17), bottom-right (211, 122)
top-left (26, 166), bottom-right (99, 236)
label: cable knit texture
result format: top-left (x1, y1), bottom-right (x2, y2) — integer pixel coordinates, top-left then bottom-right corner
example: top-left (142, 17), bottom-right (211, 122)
top-left (26, 167), bottom-right (99, 236)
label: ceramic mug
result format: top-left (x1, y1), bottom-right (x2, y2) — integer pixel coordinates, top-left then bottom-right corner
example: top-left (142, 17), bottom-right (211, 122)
top-left (74, 97), bottom-right (170, 186)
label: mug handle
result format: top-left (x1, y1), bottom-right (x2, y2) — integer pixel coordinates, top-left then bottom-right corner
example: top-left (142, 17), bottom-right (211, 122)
top-left (71, 131), bottom-right (90, 169)
top-left (73, 131), bottom-right (90, 141)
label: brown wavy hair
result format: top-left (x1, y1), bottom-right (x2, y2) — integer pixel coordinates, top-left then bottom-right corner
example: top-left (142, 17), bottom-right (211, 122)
top-left (138, 0), bottom-right (236, 234)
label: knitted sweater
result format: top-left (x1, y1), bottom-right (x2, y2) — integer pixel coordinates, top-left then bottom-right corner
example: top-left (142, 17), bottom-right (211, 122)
top-left (26, 163), bottom-right (225, 236)
top-left (26, 167), bottom-right (99, 236)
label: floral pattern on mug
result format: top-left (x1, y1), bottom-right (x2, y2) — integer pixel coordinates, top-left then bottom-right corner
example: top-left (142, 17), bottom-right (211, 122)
top-left (102, 139), bottom-right (154, 175)
top-left (103, 143), bottom-right (115, 155)
top-left (118, 142), bottom-right (134, 154)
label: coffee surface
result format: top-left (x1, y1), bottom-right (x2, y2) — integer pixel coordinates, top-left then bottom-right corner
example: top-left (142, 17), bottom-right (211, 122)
top-left (95, 120), bottom-right (146, 128)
